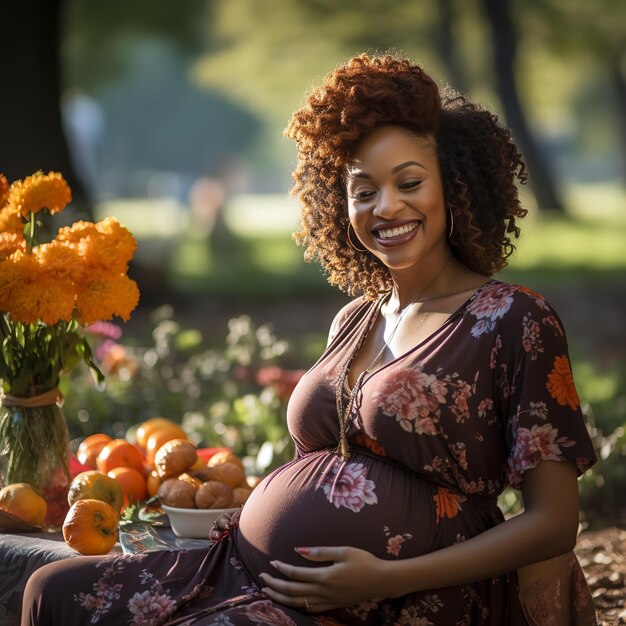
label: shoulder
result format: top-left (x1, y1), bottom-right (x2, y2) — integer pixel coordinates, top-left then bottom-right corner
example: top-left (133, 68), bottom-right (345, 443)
top-left (465, 280), bottom-right (565, 338)
top-left (327, 296), bottom-right (369, 345)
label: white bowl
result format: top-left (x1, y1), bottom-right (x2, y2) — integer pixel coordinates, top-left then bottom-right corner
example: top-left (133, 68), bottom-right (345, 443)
top-left (161, 505), bottom-right (238, 539)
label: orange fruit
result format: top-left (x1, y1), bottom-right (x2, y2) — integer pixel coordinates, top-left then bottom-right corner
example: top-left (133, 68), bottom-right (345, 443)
top-left (136, 418), bottom-right (186, 451)
top-left (146, 470), bottom-right (161, 497)
top-left (76, 433), bottom-right (113, 469)
top-left (96, 439), bottom-right (144, 474)
top-left (107, 467), bottom-right (147, 506)
top-left (0, 483), bottom-right (47, 527)
top-left (63, 499), bottom-right (119, 555)
top-left (68, 470), bottom-right (124, 514)
top-left (145, 429), bottom-right (187, 467)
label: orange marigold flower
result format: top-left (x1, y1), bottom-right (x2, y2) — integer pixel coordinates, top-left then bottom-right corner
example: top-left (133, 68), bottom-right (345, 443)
top-left (546, 355), bottom-right (580, 410)
top-left (0, 206), bottom-right (25, 233)
top-left (0, 251), bottom-right (41, 318)
top-left (75, 273), bottom-right (140, 325)
top-left (10, 273), bottom-right (76, 325)
top-left (0, 232), bottom-right (26, 261)
top-left (0, 173), bottom-right (9, 207)
top-left (7, 171), bottom-right (72, 218)
top-left (55, 219), bottom-right (97, 244)
top-left (76, 218), bottom-right (137, 273)
top-left (33, 240), bottom-right (83, 284)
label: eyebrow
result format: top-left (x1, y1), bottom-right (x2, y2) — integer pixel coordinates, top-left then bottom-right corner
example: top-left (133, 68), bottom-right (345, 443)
top-left (348, 160), bottom-right (428, 178)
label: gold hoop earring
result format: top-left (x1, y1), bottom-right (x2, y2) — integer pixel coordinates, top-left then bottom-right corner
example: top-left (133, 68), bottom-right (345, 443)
top-left (448, 207), bottom-right (455, 239)
top-left (347, 224), bottom-right (367, 252)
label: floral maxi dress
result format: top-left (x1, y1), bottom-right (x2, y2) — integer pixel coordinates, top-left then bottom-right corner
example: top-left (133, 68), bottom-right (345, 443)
top-left (22, 281), bottom-right (598, 626)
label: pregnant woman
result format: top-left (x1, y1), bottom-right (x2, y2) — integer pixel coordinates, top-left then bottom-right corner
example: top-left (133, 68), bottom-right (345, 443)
top-left (22, 53), bottom-right (598, 626)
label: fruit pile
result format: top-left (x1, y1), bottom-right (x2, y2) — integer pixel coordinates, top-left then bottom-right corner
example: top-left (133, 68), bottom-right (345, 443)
top-left (0, 417), bottom-right (255, 556)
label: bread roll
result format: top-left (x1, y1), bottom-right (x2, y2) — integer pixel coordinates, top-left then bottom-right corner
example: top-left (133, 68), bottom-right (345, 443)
top-left (195, 481), bottom-right (233, 509)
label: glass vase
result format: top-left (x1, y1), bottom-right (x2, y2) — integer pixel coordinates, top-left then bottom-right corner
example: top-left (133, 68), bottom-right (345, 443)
top-left (0, 403), bottom-right (71, 529)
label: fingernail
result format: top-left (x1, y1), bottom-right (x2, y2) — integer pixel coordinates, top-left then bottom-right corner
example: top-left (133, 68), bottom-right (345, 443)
top-left (294, 547), bottom-right (311, 555)
top-left (269, 560), bottom-right (278, 568)
top-left (259, 572), bottom-right (266, 580)
top-left (261, 587), bottom-right (269, 594)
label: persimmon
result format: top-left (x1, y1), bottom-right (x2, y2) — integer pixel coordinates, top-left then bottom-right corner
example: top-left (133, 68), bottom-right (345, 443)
top-left (0, 483), bottom-right (47, 527)
top-left (68, 470), bottom-right (124, 514)
top-left (145, 429), bottom-right (187, 467)
top-left (107, 467), bottom-right (147, 506)
top-left (136, 418), bottom-right (185, 451)
top-left (146, 470), bottom-right (161, 497)
top-left (63, 499), bottom-right (119, 555)
top-left (96, 438), bottom-right (144, 474)
top-left (76, 433), bottom-right (113, 469)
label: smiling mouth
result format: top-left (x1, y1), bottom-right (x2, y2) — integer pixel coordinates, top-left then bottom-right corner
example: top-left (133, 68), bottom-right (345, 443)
top-left (375, 221), bottom-right (421, 240)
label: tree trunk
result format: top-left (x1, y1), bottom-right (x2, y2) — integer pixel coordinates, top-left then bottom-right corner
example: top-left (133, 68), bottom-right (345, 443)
top-left (481, 0), bottom-right (564, 212)
top-left (608, 51), bottom-right (626, 186)
top-left (435, 0), bottom-right (468, 93)
top-left (0, 0), bottom-right (90, 214)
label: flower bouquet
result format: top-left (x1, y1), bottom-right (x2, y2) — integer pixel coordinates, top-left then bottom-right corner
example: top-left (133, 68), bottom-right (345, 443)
top-left (0, 171), bottom-right (139, 527)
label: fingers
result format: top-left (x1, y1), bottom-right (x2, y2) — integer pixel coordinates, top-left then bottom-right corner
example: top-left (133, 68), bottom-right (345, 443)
top-left (212, 512), bottom-right (232, 530)
top-left (267, 559), bottom-right (325, 582)
top-left (294, 546), bottom-right (346, 562)
top-left (258, 571), bottom-right (311, 597)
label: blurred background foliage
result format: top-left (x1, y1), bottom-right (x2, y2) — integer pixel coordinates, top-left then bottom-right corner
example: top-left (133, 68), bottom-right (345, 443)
top-left (0, 0), bottom-right (624, 525)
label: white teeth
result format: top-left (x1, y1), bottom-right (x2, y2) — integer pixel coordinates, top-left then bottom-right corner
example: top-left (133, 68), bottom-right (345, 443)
top-left (377, 222), bottom-right (419, 239)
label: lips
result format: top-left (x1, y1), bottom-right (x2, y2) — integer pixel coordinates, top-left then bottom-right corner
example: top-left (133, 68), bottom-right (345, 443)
top-left (371, 220), bottom-right (422, 247)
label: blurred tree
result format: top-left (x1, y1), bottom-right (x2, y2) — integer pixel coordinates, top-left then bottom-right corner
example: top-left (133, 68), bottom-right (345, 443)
top-left (0, 0), bottom-right (88, 210)
top-left (197, 0), bottom-right (568, 210)
top-left (522, 0), bottom-right (626, 185)
top-left (481, 0), bottom-right (564, 212)
top-left (63, 0), bottom-right (209, 90)
top-left (0, 0), bottom-right (210, 215)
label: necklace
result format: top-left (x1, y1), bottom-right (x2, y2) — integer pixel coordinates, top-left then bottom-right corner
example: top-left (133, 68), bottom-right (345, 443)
top-left (335, 259), bottom-right (451, 461)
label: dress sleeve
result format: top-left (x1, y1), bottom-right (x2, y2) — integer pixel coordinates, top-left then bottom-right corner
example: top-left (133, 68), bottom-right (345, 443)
top-left (494, 288), bottom-right (597, 489)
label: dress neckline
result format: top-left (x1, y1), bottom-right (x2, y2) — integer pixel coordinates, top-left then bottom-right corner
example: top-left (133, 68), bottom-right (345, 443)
top-left (343, 279), bottom-right (499, 394)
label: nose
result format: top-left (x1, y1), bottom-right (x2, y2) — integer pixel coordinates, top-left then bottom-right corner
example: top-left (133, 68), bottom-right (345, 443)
top-left (372, 185), bottom-right (402, 219)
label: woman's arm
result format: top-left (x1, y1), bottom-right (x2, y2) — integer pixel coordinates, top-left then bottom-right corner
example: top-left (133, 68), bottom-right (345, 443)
top-left (259, 459), bottom-right (580, 612)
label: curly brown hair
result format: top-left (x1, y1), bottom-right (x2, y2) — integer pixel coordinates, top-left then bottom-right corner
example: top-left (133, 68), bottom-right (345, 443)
top-left (285, 52), bottom-right (528, 300)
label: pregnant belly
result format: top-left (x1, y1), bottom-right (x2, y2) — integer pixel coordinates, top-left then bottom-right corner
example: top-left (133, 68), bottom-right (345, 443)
top-left (234, 449), bottom-right (441, 589)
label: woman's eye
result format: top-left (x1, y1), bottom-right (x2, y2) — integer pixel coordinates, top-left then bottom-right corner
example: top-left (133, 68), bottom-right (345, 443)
top-left (399, 180), bottom-right (422, 190)
top-left (350, 189), bottom-right (375, 200)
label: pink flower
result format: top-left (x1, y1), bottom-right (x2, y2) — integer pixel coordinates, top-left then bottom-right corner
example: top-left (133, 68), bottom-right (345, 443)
top-left (386, 534), bottom-right (406, 557)
top-left (374, 367), bottom-right (445, 435)
top-left (86, 320), bottom-right (123, 340)
top-left (508, 423), bottom-right (575, 487)
top-left (318, 462), bottom-right (377, 512)
top-left (467, 284), bottom-right (517, 337)
top-left (255, 366), bottom-right (305, 401)
top-left (127, 590), bottom-right (176, 626)
top-left (521, 314), bottom-right (543, 360)
top-left (245, 600), bottom-right (297, 625)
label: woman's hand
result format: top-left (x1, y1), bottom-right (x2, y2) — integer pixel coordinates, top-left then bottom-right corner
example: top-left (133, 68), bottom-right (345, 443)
top-left (258, 546), bottom-right (387, 613)
top-left (208, 508), bottom-right (241, 542)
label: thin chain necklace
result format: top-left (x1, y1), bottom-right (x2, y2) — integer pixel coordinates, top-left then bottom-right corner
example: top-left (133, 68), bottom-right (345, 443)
top-left (335, 259), bottom-right (451, 461)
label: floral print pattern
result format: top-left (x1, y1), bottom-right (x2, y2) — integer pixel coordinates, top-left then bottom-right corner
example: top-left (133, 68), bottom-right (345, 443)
top-left (244, 600), bottom-right (297, 625)
top-left (29, 281), bottom-right (596, 626)
top-left (373, 367), bottom-right (446, 434)
top-left (317, 461), bottom-right (378, 512)
top-left (384, 526), bottom-right (414, 557)
top-left (546, 354), bottom-right (580, 410)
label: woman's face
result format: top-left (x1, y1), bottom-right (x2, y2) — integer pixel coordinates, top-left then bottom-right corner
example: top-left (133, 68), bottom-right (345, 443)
top-left (346, 125), bottom-right (448, 274)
